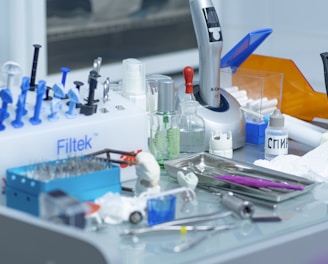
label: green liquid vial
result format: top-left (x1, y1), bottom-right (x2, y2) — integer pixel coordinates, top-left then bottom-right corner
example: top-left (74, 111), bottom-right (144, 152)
top-left (150, 79), bottom-right (180, 166)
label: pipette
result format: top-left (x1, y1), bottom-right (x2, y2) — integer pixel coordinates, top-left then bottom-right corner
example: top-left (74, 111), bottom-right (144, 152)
top-left (189, 0), bottom-right (223, 107)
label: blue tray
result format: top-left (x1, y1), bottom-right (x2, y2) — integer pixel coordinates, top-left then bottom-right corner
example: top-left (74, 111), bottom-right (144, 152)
top-left (6, 157), bottom-right (121, 215)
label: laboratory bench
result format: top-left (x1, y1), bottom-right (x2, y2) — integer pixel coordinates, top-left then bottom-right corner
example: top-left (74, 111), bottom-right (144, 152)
top-left (1, 141), bottom-right (328, 264)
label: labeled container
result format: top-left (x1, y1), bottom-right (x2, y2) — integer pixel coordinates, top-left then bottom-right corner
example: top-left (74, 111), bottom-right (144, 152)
top-left (264, 109), bottom-right (288, 160)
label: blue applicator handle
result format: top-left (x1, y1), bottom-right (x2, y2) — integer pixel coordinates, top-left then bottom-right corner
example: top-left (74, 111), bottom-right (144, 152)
top-left (29, 80), bottom-right (46, 125)
top-left (11, 94), bottom-right (25, 128)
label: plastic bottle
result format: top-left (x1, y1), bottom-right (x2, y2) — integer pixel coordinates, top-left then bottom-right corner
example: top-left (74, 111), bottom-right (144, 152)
top-left (264, 109), bottom-right (288, 160)
top-left (121, 58), bottom-right (146, 110)
top-left (150, 79), bottom-right (180, 166)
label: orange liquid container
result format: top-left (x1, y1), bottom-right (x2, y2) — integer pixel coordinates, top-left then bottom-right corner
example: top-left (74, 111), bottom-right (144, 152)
top-left (239, 54), bottom-right (328, 122)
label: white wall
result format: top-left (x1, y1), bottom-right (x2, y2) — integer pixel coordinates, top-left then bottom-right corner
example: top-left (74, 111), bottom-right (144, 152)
top-left (214, 0), bottom-right (328, 93)
top-left (1, 0), bottom-right (328, 94)
top-left (0, 0), bottom-right (47, 81)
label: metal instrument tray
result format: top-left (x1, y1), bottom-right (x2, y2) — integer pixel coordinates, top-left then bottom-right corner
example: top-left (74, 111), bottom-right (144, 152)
top-left (164, 152), bottom-right (317, 202)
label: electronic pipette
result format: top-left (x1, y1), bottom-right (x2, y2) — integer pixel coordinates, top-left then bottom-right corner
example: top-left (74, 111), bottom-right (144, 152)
top-left (179, 0), bottom-right (245, 150)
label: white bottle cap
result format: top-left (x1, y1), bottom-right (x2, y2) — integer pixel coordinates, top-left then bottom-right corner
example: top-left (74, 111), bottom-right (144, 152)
top-left (209, 131), bottom-right (233, 158)
top-left (122, 58), bottom-right (146, 96)
top-left (269, 109), bottom-right (284, 127)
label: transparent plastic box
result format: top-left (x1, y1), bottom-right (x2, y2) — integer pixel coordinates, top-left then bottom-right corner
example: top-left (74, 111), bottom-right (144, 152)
top-left (221, 67), bottom-right (284, 115)
top-left (221, 67), bottom-right (284, 144)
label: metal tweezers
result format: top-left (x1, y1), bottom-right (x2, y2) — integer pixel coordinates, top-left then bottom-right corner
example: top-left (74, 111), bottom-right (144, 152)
top-left (86, 148), bottom-right (138, 166)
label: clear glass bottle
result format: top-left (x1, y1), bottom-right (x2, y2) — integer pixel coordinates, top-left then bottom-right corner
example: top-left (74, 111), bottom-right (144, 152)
top-left (264, 109), bottom-right (288, 160)
top-left (150, 79), bottom-right (180, 166)
top-left (180, 100), bottom-right (205, 153)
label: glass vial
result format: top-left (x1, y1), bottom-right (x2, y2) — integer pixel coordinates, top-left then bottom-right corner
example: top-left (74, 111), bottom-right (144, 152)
top-left (180, 100), bottom-right (205, 153)
top-left (264, 109), bottom-right (288, 160)
top-left (150, 79), bottom-right (180, 166)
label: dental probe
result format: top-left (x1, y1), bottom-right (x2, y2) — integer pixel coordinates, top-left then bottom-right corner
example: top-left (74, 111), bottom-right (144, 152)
top-left (198, 184), bottom-right (278, 210)
top-left (121, 223), bottom-right (236, 236)
top-left (170, 224), bottom-right (237, 253)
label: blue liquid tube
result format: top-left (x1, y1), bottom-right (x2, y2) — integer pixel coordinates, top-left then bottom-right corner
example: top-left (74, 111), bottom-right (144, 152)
top-left (150, 79), bottom-right (180, 166)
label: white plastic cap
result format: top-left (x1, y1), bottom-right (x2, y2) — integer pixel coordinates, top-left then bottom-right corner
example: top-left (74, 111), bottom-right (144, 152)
top-left (209, 130), bottom-right (233, 158)
top-left (122, 58), bottom-right (146, 96)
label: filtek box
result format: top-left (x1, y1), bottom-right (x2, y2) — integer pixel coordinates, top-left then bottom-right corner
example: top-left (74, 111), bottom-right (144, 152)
top-left (0, 90), bottom-right (149, 183)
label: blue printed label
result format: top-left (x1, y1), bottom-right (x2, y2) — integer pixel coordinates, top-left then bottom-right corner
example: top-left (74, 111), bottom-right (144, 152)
top-left (57, 135), bottom-right (93, 155)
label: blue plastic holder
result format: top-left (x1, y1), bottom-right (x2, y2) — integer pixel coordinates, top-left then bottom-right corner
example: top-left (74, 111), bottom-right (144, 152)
top-left (6, 157), bottom-right (121, 216)
top-left (245, 121), bottom-right (268, 145)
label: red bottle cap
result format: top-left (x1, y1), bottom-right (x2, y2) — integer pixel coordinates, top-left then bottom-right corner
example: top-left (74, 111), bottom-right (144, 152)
top-left (183, 66), bottom-right (194, 94)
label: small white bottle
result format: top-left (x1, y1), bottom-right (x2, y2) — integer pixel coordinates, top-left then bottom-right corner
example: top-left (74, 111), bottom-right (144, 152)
top-left (121, 58), bottom-right (146, 110)
top-left (264, 109), bottom-right (288, 160)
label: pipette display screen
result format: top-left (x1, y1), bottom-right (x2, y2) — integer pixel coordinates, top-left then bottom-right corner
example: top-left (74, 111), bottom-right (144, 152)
top-left (202, 7), bottom-right (222, 42)
top-left (203, 7), bottom-right (220, 27)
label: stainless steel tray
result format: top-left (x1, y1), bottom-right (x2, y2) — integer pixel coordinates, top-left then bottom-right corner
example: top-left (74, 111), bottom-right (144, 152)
top-left (164, 152), bottom-right (317, 202)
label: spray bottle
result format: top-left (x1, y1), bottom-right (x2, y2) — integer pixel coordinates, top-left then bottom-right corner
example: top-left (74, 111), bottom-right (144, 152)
top-left (150, 79), bottom-right (180, 166)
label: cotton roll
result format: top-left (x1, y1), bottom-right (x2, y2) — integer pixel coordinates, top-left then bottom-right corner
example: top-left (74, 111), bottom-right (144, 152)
top-left (283, 114), bottom-right (327, 147)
